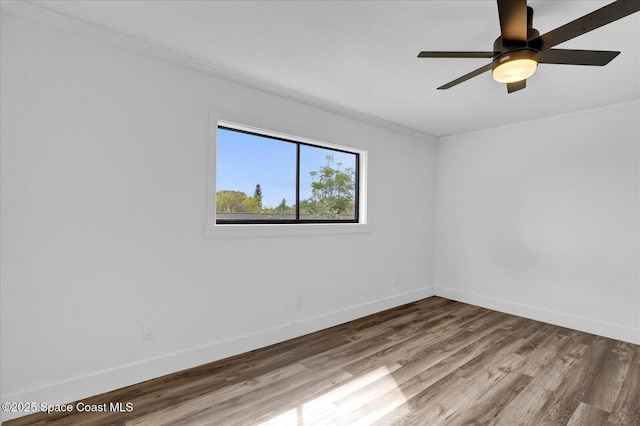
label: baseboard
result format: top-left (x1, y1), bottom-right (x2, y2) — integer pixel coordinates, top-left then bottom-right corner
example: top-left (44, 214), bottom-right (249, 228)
top-left (435, 286), bottom-right (639, 345)
top-left (1, 286), bottom-right (434, 422)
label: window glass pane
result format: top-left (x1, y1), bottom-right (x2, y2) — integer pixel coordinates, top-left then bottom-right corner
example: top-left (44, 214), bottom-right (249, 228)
top-left (299, 145), bottom-right (357, 221)
top-left (216, 128), bottom-right (296, 221)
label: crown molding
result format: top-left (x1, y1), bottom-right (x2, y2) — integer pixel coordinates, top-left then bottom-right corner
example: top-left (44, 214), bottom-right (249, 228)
top-left (439, 99), bottom-right (640, 141)
top-left (1, 0), bottom-right (436, 142)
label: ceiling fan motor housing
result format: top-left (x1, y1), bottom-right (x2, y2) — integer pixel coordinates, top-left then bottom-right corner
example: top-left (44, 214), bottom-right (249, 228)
top-left (491, 13), bottom-right (541, 84)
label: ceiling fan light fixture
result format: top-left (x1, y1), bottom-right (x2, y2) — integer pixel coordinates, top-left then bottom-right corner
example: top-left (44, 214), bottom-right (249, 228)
top-left (492, 49), bottom-right (538, 83)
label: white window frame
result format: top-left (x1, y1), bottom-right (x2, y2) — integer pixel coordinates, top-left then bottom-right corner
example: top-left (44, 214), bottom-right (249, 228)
top-left (204, 110), bottom-right (369, 239)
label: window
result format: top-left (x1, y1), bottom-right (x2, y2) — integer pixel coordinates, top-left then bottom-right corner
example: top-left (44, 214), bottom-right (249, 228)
top-left (215, 124), bottom-right (359, 224)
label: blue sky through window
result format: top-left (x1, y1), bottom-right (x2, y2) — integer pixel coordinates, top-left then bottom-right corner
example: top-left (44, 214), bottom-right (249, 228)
top-left (217, 128), bottom-right (356, 209)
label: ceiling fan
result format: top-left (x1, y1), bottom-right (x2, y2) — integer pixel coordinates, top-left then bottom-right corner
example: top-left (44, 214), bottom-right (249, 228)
top-left (418, 0), bottom-right (640, 93)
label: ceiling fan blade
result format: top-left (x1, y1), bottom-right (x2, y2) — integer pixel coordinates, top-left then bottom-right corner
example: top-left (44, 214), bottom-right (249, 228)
top-left (536, 0), bottom-right (640, 50)
top-left (497, 0), bottom-right (528, 44)
top-left (437, 63), bottom-right (493, 90)
top-left (418, 51), bottom-right (495, 58)
top-left (538, 49), bottom-right (620, 66)
top-left (507, 80), bottom-right (526, 93)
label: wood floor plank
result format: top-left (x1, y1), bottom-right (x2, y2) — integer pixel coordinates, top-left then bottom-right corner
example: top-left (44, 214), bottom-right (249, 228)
top-left (567, 402), bottom-right (610, 425)
top-left (307, 364), bottom-right (404, 425)
top-left (372, 371), bottom-right (469, 425)
top-left (124, 362), bottom-right (312, 425)
top-left (390, 311), bottom-right (513, 369)
top-left (341, 308), bottom-right (506, 377)
top-left (518, 331), bottom-right (570, 377)
top-left (608, 347), bottom-right (640, 425)
top-left (339, 326), bottom-right (516, 424)
top-left (452, 334), bottom-right (526, 379)
top-left (528, 336), bottom-right (590, 392)
top-left (582, 340), bottom-right (636, 413)
top-left (441, 371), bottom-right (532, 425)
top-left (530, 335), bottom-right (613, 425)
top-left (4, 296), bottom-right (639, 426)
top-left (492, 383), bottom-right (555, 425)
top-left (134, 365), bottom-right (352, 425)
top-left (559, 328), bottom-right (598, 345)
top-left (515, 323), bottom-right (559, 355)
top-left (433, 362), bottom-right (529, 425)
top-left (509, 317), bottom-right (547, 341)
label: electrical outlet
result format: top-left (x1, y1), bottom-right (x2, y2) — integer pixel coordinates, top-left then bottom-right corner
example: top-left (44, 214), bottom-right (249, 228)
top-left (295, 296), bottom-right (302, 308)
top-left (143, 323), bottom-right (155, 340)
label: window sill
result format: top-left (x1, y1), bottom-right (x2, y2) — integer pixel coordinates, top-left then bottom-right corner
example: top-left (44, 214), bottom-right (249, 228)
top-left (204, 223), bottom-right (372, 239)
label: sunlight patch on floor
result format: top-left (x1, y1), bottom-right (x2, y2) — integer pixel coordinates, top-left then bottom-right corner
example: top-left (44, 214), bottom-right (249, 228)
top-left (258, 365), bottom-right (407, 425)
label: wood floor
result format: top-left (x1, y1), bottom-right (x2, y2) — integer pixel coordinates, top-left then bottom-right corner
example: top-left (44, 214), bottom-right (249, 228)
top-left (4, 297), bottom-right (640, 425)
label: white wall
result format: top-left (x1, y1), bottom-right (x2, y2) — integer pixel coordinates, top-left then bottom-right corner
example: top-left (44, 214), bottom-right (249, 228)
top-left (0, 12), bottom-right (437, 420)
top-left (435, 102), bottom-right (640, 344)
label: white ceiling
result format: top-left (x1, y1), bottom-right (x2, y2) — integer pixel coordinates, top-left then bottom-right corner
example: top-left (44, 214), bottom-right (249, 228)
top-left (13, 0), bottom-right (640, 136)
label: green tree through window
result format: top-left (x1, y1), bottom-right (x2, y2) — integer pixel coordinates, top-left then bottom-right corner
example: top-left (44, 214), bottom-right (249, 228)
top-left (216, 126), bottom-right (358, 223)
top-left (305, 155), bottom-right (355, 219)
